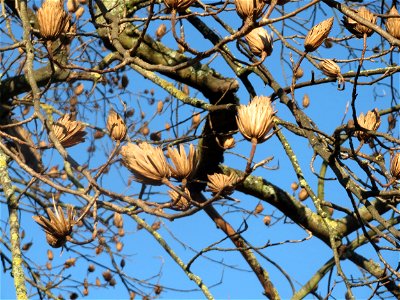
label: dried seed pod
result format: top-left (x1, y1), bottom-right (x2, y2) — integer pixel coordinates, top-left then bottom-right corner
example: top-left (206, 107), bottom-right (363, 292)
top-left (118, 228), bottom-right (125, 237)
top-left (343, 6), bottom-right (376, 38)
top-left (88, 264), bottom-right (95, 272)
top-left (236, 96), bottom-right (276, 144)
top-left (165, 123), bottom-right (171, 131)
top-left (102, 270), bottom-right (112, 282)
top-left (164, 0), bottom-right (196, 11)
top-left (218, 135), bottom-right (236, 149)
top-left (191, 113), bottom-right (201, 128)
top-left (120, 258), bottom-right (126, 268)
top-left (52, 114), bottom-right (87, 148)
top-left (120, 142), bottom-right (171, 185)
top-left (116, 241), bottom-right (123, 252)
top-left (150, 132), bottom-right (162, 142)
top-left (167, 144), bottom-right (198, 180)
top-left (254, 203), bottom-right (264, 214)
top-left (95, 277), bottom-right (101, 287)
top-left (263, 215), bottom-right (271, 226)
top-left (155, 24), bottom-right (167, 40)
top-left (22, 242), bottom-right (33, 251)
top-left (245, 27), bottom-right (273, 58)
top-left (33, 205), bottom-right (76, 248)
top-left (74, 83), bottom-right (84, 96)
top-left (46, 261), bottom-right (52, 270)
top-left (37, 0), bottom-right (70, 40)
top-left (291, 182), bottom-right (299, 191)
top-left (64, 257), bottom-right (76, 268)
top-left (182, 85), bottom-right (190, 95)
top-left (207, 172), bottom-right (238, 196)
top-left (390, 152), bottom-right (400, 180)
top-left (47, 249), bottom-right (54, 260)
top-left (113, 212), bottom-right (123, 228)
top-left (388, 113), bottom-right (396, 130)
top-left (75, 6), bottom-right (84, 19)
top-left (386, 6), bottom-right (400, 39)
top-left (298, 188), bottom-right (309, 201)
top-left (140, 125), bottom-right (149, 136)
top-left (235, 0), bottom-right (265, 20)
top-left (168, 188), bottom-right (191, 210)
top-left (304, 17), bottom-right (334, 52)
top-left (319, 59), bottom-right (341, 78)
top-left (302, 94), bottom-right (310, 108)
top-left (107, 110), bottom-right (127, 141)
top-left (151, 221), bottom-right (161, 231)
top-left (154, 285), bottom-right (163, 295)
top-left (82, 288), bottom-right (89, 296)
top-left (355, 108), bottom-right (381, 142)
top-left (295, 67), bottom-right (304, 79)
top-left (156, 101), bottom-right (164, 114)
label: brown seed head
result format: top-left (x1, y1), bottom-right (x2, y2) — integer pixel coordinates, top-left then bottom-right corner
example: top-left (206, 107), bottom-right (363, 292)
top-left (235, 0), bottom-right (265, 20)
top-left (302, 94), bottom-right (310, 108)
top-left (386, 6), bottom-right (400, 39)
top-left (390, 153), bottom-right (400, 180)
top-left (319, 59), bottom-right (342, 78)
top-left (207, 172), bottom-right (238, 196)
top-left (113, 212), bottom-right (123, 228)
top-left (304, 17), bottom-right (334, 52)
top-left (33, 205), bottom-right (76, 248)
top-left (164, 0), bottom-right (196, 11)
top-left (167, 144), bottom-right (198, 180)
top-left (263, 215), bottom-right (271, 226)
top-left (37, 0), bottom-right (70, 40)
top-left (107, 110), bottom-right (127, 141)
top-left (52, 114), bottom-right (87, 148)
top-left (120, 142), bottom-right (171, 185)
top-left (156, 24), bottom-right (167, 40)
top-left (245, 27), bottom-right (273, 58)
top-left (298, 188), bottom-right (309, 201)
top-left (218, 135), bottom-right (236, 149)
top-left (355, 108), bottom-right (381, 141)
top-left (236, 96), bottom-right (276, 144)
top-left (343, 6), bottom-right (376, 38)
top-left (168, 188), bottom-right (191, 210)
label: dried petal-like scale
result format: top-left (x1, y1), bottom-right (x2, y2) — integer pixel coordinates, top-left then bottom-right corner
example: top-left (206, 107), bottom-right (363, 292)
top-left (236, 96), bottom-right (276, 144)
top-left (52, 114), bottom-right (87, 147)
top-left (390, 153), bottom-right (400, 179)
top-left (386, 6), bottom-right (400, 39)
top-left (168, 188), bottom-right (191, 210)
top-left (235, 0), bottom-right (265, 20)
top-left (304, 17), bottom-right (334, 52)
top-left (343, 6), bottom-right (376, 38)
top-left (120, 142), bottom-right (171, 185)
top-left (164, 0), bottom-right (196, 11)
top-left (167, 144), bottom-right (198, 180)
top-left (245, 27), bottom-right (273, 58)
top-left (33, 205), bottom-right (76, 248)
top-left (207, 172), bottom-right (238, 196)
top-left (319, 59), bottom-right (341, 78)
top-left (355, 108), bottom-right (381, 141)
top-left (37, 0), bottom-right (71, 40)
top-left (107, 110), bottom-right (127, 141)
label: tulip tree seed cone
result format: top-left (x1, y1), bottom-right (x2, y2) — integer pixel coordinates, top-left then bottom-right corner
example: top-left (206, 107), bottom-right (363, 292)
top-left (319, 59), bottom-right (342, 78)
top-left (390, 152), bottom-right (400, 180)
top-left (107, 110), bottom-right (127, 141)
top-left (343, 6), bottom-right (377, 38)
top-left (37, 0), bottom-right (71, 41)
top-left (245, 27), bottom-right (273, 58)
top-left (304, 17), bottom-right (334, 52)
top-left (386, 6), bottom-right (400, 39)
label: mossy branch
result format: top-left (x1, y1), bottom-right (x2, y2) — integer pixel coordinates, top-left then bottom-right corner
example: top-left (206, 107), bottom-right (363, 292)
top-left (0, 149), bottom-right (28, 300)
